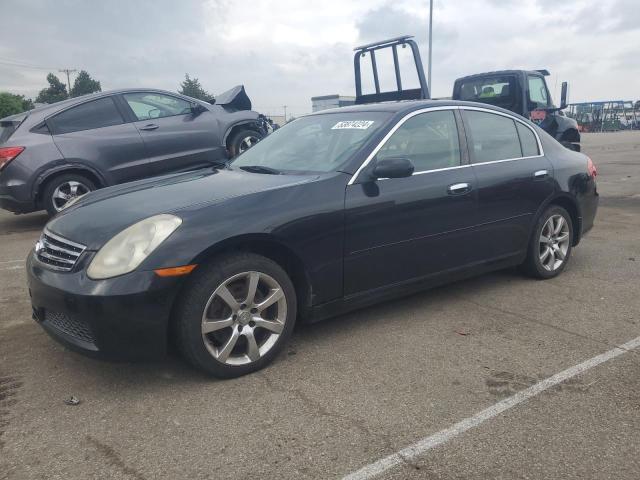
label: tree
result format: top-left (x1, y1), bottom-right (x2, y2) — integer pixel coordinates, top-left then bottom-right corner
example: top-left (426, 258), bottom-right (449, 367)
top-left (179, 74), bottom-right (213, 102)
top-left (0, 92), bottom-right (34, 118)
top-left (35, 73), bottom-right (68, 104)
top-left (70, 70), bottom-right (101, 98)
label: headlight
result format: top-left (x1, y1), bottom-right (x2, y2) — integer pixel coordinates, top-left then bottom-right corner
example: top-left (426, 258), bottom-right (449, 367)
top-left (87, 214), bottom-right (182, 280)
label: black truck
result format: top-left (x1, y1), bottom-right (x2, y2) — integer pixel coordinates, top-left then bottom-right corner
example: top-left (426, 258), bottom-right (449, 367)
top-left (452, 70), bottom-right (580, 151)
top-left (352, 36), bottom-right (580, 151)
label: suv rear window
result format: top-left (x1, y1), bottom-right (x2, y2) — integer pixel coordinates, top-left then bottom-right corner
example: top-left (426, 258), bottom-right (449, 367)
top-left (0, 113), bottom-right (27, 144)
top-left (49, 97), bottom-right (124, 134)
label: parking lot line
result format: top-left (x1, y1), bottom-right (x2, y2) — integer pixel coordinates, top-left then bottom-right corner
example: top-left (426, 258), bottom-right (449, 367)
top-left (0, 259), bottom-right (23, 265)
top-left (0, 265), bottom-right (23, 271)
top-left (342, 335), bottom-right (640, 480)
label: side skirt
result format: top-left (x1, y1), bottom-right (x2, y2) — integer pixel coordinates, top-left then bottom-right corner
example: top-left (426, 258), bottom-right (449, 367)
top-left (302, 252), bottom-right (524, 324)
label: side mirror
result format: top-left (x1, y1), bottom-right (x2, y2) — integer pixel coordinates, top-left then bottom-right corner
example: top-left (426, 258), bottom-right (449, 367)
top-left (190, 102), bottom-right (205, 115)
top-left (372, 157), bottom-right (414, 179)
top-left (560, 81), bottom-right (568, 110)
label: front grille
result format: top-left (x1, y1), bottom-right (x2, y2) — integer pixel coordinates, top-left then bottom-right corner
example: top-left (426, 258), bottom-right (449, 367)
top-left (44, 310), bottom-right (94, 344)
top-left (36, 230), bottom-right (86, 272)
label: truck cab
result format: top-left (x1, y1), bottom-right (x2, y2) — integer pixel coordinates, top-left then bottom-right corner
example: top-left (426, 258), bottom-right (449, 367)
top-left (452, 70), bottom-right (580, 151)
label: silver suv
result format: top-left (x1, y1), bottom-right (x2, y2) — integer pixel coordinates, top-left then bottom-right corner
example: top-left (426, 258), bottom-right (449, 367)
top-left (0, 87), bottom-right (268, 215)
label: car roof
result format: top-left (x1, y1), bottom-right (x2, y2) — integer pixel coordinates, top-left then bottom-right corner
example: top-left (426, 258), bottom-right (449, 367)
top-left (455, 70), bottom-right (547, 82)
top-left (308, 99), bottom-right (517, 116)
top-left (2, 88), bottom-right (201, 122)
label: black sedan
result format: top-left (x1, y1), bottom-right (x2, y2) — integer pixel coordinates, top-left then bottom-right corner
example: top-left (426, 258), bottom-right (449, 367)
top-left (26, 100), bottom-right (598, 378)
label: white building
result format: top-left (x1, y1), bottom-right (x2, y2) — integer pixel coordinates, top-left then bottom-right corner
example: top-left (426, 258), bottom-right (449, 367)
top-left (311, 94), bottom-right (356, 112)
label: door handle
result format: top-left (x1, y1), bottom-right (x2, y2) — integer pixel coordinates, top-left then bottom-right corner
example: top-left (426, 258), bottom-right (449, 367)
top-left (139, 124), bottom-right (159, 131)
top-left (447, 182), bottom-right (471, 195)
top-left (534, 169), bottom-right (548, 179)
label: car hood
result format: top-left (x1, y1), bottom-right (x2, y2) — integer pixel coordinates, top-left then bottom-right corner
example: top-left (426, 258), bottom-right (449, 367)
top-left (47, 168), bottom-right (318, 250)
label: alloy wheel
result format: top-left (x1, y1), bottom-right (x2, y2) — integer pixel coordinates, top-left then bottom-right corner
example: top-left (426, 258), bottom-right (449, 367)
top-left (539, 214), bottom-right (570, 271)
top-left (201, 271), bottom-right (287, 365)
top-left (51, 181), bottom-right (91, 212)
top-left (238, 135), bottom-right (260, 154)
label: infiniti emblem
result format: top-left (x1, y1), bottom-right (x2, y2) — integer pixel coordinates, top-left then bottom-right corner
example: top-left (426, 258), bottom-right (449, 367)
top-left (35, 240), bottom-right (43, 253)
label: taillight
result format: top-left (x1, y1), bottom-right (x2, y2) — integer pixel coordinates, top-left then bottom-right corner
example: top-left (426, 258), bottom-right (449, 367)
top-left (0, 146), bottom-right (25, 171)
top-left (587, 157), bottom-right (597, 178)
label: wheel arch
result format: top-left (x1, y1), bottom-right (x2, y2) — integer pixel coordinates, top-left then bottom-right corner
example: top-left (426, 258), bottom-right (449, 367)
top-left (535, 194), bottom-right (582, 246)
top-left (558, 127), bottom-right (580, 144)
top-left (34, 165), bottom-right (106, 207)
top-left (222, 120), bottom-right (265, 148)
top-left (187, 233), bottom-right (314, 315)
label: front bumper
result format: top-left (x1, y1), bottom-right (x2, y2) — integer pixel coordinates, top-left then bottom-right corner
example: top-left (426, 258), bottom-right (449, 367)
top-left (26, 251), bottom-right (183, 360)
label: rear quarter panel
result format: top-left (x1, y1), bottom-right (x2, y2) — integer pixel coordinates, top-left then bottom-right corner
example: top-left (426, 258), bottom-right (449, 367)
top-left (0, 127), bottom-right (64, 205)
top-left (539, 129), bottom-right (598, 237)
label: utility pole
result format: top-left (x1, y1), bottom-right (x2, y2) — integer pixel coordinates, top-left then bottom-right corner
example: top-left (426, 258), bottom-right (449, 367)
top-left (59, 68), bottom-right (77, 98)
top-left (283, 105), bottom-right (287, 123)
top-left (428, 0), bottom-right (433, 94)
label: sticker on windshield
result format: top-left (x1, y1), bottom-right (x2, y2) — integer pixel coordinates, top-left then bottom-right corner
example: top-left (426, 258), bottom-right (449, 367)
top-left (331, 120), bottom-right (375, 130)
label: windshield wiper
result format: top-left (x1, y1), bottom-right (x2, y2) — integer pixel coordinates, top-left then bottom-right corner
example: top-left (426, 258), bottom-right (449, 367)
top-left (238, 165), bottom-right (281, 175)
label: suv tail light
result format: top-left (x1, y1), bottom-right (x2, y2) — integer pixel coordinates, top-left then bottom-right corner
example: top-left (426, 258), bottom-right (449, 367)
top-left (0, 146), bottom-right (25, 171)
top-left (587, 156), bottom-right (597, 178)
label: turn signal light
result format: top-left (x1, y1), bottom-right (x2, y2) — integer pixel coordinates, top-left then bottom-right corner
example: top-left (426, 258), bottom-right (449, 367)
top-left (0, 146), bottom-right (25, 171)
top-left (154, 265), bottom-right (197, 277)
top-left (587, 157), bottom-right (597, 178)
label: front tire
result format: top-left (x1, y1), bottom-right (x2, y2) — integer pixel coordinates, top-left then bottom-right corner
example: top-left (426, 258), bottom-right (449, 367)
top-left (228, 129), bottom-right (264, 157)
top-left (522, 205), bottom-right (574, 279)
top-left (175, 253), bottom-right (297, 378)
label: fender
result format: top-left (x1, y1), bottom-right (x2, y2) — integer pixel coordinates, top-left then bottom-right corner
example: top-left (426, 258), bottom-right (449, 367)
top-left (554, 115), bottom-right (581, 151)
top-left (33, 162), bottom-right (108, 200)
top-left (529, 192), bottom-right (583, 246)
top-left (222, 119), bottom-right (268, 146)
top-left (188, 232), bottom-right (315, 314)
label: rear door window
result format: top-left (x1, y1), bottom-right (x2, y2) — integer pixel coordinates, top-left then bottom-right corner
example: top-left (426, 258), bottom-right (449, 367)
top-left (516, 122), bottom-right (540, 157)
top-left (463, 110), bottom-right (522, 163)
top-left (49, 97), bottom-right (124, 134)
top-left (123, 92), bottom-right (191, 121)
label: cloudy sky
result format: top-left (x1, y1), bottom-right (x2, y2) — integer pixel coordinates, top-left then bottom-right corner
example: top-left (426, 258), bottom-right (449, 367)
top-left (1, 0), bottom-right (638, 117)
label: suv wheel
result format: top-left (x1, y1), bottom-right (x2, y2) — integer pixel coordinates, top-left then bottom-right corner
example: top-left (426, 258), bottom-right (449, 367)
top-left (228, 129), bottom-right (264, 157)
top-left (175, 252), bottom-right (297, 378)
top-left (42, 173), bottom-right (96, 216)
top-left (522, 205), bottom-right (574, 279)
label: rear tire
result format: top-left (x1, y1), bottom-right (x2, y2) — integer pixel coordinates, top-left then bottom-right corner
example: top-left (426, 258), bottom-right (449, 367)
top-left (175, 252), bottom-right (297, 378)
top-left (228, 129), bottom-right (264, 157)
top-left (42, 173), bottom-right (96, 216)
top-left (521, 205), bottom-right (573, 279)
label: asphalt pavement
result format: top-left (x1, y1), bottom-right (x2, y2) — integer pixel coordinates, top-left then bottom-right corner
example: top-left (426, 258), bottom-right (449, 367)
top-left (0, 131), bottom-right (638, 480)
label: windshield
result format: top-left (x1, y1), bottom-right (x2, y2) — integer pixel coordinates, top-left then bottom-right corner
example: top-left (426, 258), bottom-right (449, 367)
top-left (458, 75), bottom-right (517, 111)
top-left (231, 112), bottom-right (391, 173)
